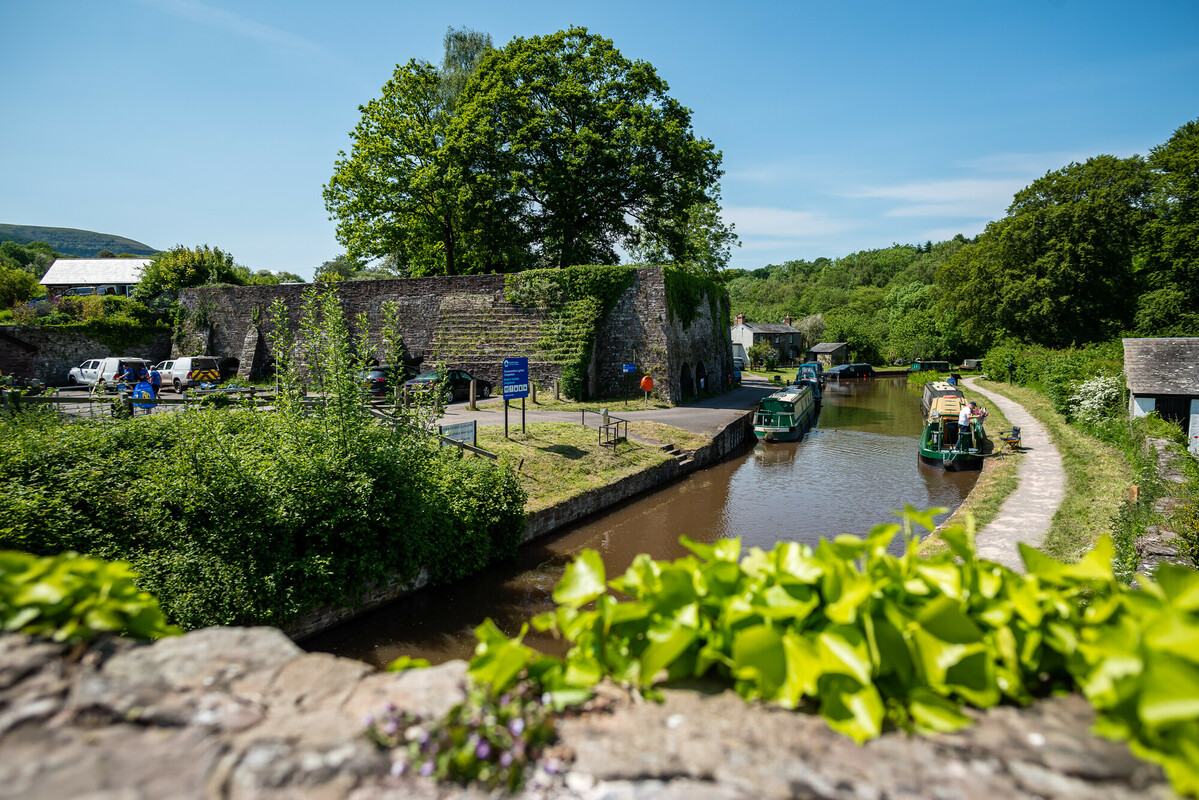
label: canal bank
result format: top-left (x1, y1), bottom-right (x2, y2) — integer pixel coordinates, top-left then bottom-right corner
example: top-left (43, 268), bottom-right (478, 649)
top-left (305, 374), bottom-right (981, 666)
top-left (284, 406), bottom-right (758, 641)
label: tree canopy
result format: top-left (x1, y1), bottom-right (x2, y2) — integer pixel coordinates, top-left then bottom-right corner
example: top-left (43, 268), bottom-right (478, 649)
top-left (133, 245), bottom-right (244, 301)
top-left (325, 27), bottom-right (726, 275)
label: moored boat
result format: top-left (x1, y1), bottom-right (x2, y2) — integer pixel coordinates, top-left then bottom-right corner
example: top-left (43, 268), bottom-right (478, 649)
top-left (754, 384), bottom-right (818, 442)
top-left (920, 380), bottom-right (964, 417)
top-left (795, 363), bottom-right (823, 403)
top-left (919, 394), bottom-right (986, 470)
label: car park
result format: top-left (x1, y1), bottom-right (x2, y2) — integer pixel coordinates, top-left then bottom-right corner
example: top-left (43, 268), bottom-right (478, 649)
top-left (403, 369), bottom-right (493, 403)
top-left (358, 364), bottom-right (415, 396)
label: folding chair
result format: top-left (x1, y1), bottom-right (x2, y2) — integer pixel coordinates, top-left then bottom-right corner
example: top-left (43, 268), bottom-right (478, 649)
top-left (998, 426), bottom-right (1021, 457)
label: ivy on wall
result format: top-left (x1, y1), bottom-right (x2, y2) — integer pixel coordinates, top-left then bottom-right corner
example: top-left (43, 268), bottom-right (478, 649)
top-left (71, 319), bottom-right (166, 352)
top-left (504, 266), bottom-right (637, 399)
top-left (663, 267), bottom-right (726, 330)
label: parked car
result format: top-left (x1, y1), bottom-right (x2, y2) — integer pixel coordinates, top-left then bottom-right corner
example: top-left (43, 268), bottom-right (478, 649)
top-left (403, 369), bottom-right (493, 404)
top-left (157, 356), bottom-right (221, 392)
top-left (826, 363), bottom-right (876, 379)
top-left (358, 364), bottom-right (415, 396)
top-left (57, 286), bottom-right (97, 299)
top-left (68, 357), bottom-right (151, 386)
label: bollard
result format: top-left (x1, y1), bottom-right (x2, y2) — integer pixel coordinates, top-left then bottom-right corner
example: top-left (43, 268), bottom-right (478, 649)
top-left (554, 379), bottom-right (560, 401)
top-left (469, 379), bottom-right (477, 410)
top-left (1129, 485), bottom-right (1139, 504)
top-left (531, 380), bottom-right (537, 404)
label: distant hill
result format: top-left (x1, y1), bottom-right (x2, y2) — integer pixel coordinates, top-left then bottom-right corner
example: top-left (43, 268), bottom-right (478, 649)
top-left (0, 224), bottom-right (157, 257)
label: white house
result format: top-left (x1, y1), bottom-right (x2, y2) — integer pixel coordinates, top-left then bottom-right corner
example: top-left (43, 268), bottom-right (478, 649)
top-left (730, 314), bottom-right (804, 365)
top-left (40, 258), bottom-right (151, 297)
top-left (1123, 337), bottom-right (1199, 456)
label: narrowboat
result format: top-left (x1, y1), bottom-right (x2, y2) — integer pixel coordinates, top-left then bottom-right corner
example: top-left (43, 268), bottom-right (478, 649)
top-left (795, 363), bottom-right (823, 403)
top-left (797, 361), bottom-right (826, 389)
top-left (920, 380), bottom-right (965, 417)
top-left (919, 394), bottom-right (986, 470)
top-left (753, 383), bottom-right (818, 442)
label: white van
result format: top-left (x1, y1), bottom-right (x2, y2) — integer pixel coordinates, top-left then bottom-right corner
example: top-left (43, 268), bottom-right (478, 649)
top-left (154, 356), bottom-right (221, 392)
top-left (67, 357), bottom-right (151, 385)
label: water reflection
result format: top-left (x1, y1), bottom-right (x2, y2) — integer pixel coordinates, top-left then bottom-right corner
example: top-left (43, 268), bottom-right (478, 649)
top-left (305, 375), bottom-right (977, 667)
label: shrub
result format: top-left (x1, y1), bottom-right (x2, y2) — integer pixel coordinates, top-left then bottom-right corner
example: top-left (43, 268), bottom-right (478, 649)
top-left (1068, 374), bottom-right (1125, 424)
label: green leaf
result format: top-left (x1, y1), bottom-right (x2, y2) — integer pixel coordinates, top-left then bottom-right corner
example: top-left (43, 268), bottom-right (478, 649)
top-left (818, 627), bottom-right (873, 686)
top-left (553, 549), bottom-right (607, 608)
top-left (639, 613), bottom-right (698, 684)
top-left (1139, 652), bottom-right (1199, 728)
top-left (906, 687), bottom-right (972, 733)
top-left (732, 624), bottom-right (786, 699)
top-left (1154, 564), bottom-right (1199, 611)
top-left (818, 674), bottom-right (884, 744)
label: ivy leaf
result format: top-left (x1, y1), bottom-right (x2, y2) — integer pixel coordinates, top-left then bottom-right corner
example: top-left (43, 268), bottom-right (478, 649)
top-left (553, 549), bottom-right (607, 608)
top-left (732, 624), bottom-right (786, 699)
top-left (818, 674), bottom-right (884, 744)
top-left (906, 687), bottom-right (972, 733)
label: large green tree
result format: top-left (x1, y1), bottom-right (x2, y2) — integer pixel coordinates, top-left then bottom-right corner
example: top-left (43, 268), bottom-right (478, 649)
top-left (449, 27), bottom-right (723, 269)
top-left (323, 28), bottom-right (523, 276)
top-left (938, 155), bottom-right (1153, 348)
top-left (626, 200), bottom-right (739, 277)
top-left (1140, 118), bottom-right (1199, 331)
top-left (133, 245), bottom-right (243, 301)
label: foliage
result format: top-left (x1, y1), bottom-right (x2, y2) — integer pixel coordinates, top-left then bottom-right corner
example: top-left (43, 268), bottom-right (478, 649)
top-left (0, 550), bottom-right (179, 642)
top-left (0, 264), bottom-right (41, 307)
top-left (463, 510), bottom-right (1199, 796)
top-left (627, 200), bottom-right (740, 277)
top-left (133, 244), bottom-right (244, 302)
top-left (1068, 374), bottom-right (1125, 424)
top-left (368, 659), bottom-right (558, 791)
top-left (450, 27), bottom-right (723, 270)
top-left (746, 341), bottom-right (778, 370)
top-left (1143, 118), bottom-right (1199, 319)
top-left (662, 267), bottom-right (725, 329)
top-left (504, 265), bottom-right (636, 399)
top-left (0, 288), bottom-right (527, 630)
top-left (981, 339), bottom-right (1124, 416)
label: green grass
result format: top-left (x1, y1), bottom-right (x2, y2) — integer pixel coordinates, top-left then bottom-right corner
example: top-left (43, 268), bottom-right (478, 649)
top-left (973, 379), bottom-right (1134, 563)
top-left (478, 421), bottom-right (679, 512)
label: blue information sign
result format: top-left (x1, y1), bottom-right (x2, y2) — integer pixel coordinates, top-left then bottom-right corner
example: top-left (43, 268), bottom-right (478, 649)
top-left (502, 357), bottom-right (529, 399)
top-left (622, 363), bottom-right (636, 374)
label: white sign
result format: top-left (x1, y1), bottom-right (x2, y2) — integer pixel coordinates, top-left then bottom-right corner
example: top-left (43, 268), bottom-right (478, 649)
top-left (439, 420), bottom-right (477, 447)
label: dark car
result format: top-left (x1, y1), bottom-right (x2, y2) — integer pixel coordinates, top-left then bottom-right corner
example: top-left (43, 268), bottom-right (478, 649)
top-left (358, 365), bottom-right (415, 396)
top-left (403, 369), bottom-right (493, 403)
top-left (826, 363), bottom-right (876, 379)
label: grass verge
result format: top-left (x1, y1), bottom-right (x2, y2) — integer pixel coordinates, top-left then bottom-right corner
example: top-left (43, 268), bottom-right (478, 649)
top-left (477, 421), bottom-right (687, 512)
top-left (919, 384), bottom-right (1020, 556)
top-left (972, 379), bottom-right (1134, 563)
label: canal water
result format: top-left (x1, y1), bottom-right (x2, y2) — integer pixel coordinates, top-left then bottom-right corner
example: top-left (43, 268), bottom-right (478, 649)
top-left (305, 375), bottom-right (978, 668)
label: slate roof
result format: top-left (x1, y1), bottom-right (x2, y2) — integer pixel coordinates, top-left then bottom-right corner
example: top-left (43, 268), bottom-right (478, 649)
top-left (40, 258), bottom-right (151, 286)
top-left (808, 342), bottom-right (848, 353)
top-left (1123, 337), bottom-right (1199, 395)
top-left (739, 323), bottom-right (801, 334)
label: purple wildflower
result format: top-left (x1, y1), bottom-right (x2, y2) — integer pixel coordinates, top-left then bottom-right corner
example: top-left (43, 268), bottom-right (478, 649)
top-left (390, 760), bottom-right (407, 778)
top-left (475, 740), bottom-right (492, 760)
top-left (419, 760), bottom-right (435, 777)
top-left (500, 752), bottom-right (514, 768)
top-left (509, 718), bottom-right (526, 736)
top-left (383, 719), bottom-right (399, 736)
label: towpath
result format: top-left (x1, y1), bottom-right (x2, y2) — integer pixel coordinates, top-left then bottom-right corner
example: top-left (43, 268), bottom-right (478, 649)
top-left (964, 377), bottom-right (1066, 570)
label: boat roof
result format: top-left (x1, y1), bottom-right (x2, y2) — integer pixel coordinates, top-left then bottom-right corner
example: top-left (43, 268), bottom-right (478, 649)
top-left (924, 381), bottom-right (964, 397)
top-left (928, 394), bottom-right (967, 418)
top-left (762, 385), bottom-right (812, 404)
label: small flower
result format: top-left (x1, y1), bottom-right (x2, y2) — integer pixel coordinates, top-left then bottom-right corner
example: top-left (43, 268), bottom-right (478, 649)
top-left (475, 740), bottom-right (492, 760)
top-left (499, 752), bottom-right (514, 768)
top-left (509, 717), bottom-right (526, 736)
top-left (390, 760), bottom-right (407, 778)
top-left (362, 713), bottom-right (375, 727)
top-left (499, 694), bottom-right (511, 706)
top-left (383, 719), bottom-right (399, 736)
top-left (384, 701), bottom-right (396, 713)
top-left (419, 760), bottom-right (435, 777)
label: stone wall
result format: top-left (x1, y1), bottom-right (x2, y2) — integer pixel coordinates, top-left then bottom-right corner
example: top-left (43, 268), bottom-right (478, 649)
top-left (180, 268), bottom-right (730, 404)
top-left (0, 325), bottom-right (172, 384)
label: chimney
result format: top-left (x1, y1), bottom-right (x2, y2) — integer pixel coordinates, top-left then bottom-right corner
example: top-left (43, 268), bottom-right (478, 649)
top-left (734, 313), bottom-right (744, 326)
top-left (784, 314), bottom-right (792, 326)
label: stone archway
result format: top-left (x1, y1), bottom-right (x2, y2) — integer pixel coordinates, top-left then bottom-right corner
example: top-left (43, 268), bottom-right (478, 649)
top-left (219, 357), bottom-right (240, 380)
top-left (696, 360), bottom-right (708, 393)
top-left (680, 362), bottom-right (694, 398)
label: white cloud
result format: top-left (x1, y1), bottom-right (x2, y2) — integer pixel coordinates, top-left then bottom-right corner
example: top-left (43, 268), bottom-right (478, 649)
top-left (845, 178), bottom-right (1026, 219)
top-left (138, 0), bottom-right (331, 61)
top-left (724, 206), bottom-right (855, 239)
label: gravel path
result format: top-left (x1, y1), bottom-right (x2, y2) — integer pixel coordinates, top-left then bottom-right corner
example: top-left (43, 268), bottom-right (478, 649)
top-left (965, 377), bottom-right (1066, 570)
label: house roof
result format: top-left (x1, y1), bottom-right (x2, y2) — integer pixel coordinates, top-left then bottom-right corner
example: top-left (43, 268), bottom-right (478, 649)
top-left (40, 258), bottom-right (151, 286)
top-left (808, 342), bottom-right (848, 353)
top-left (1123, 337), bottom-right (1199, 395)
top-left (740, 323), bottom-right (800, 334)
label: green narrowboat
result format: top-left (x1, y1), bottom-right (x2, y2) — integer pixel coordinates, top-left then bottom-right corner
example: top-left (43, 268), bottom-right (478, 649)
top-left (753, 384), bottom-right (818, 442)
top-left (919, 394), bottom-right (986, 470)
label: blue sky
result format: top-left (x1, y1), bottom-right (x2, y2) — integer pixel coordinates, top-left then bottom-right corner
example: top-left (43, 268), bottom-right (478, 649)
top-left (2, 1), bottom-right (1196, 279)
